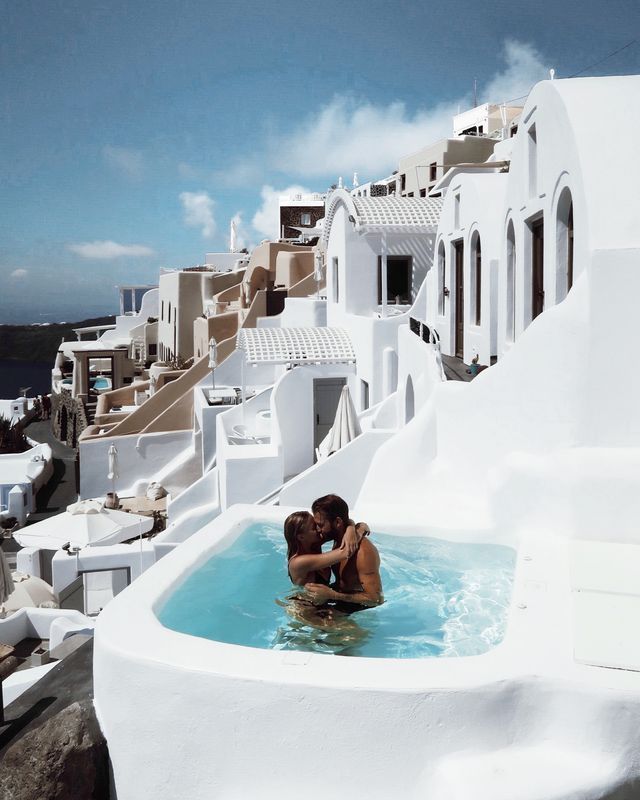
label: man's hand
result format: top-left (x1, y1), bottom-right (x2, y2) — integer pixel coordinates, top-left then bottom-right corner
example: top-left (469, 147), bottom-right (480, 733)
top-left (304, 583), bottom-right (336, 604)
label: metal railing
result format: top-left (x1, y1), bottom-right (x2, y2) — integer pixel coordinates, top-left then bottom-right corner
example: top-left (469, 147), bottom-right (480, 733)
top-left (409, 317), bottom-right (440, 346)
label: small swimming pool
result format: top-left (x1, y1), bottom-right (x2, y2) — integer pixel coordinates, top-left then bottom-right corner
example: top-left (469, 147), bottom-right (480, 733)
top-left (92, 376), bottom-right (111, 390)
top-left (158, 522), bottom-right (515, 658)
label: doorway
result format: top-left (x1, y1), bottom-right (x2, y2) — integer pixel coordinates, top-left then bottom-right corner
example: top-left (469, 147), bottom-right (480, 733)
top-left (531, 218), bottom-right (544, 320)
top-left (313, 378), bottom-right (346, 455)
top-left (454, 240), bottom-right (464, 358)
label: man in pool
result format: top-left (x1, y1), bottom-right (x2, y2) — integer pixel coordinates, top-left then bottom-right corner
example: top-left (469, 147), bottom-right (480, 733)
top-left (307, 494), bottom-right (383, 609)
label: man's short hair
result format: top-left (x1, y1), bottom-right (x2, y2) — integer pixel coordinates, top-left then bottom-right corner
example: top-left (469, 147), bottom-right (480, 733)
top-left (312, 494), bottom-right (349, 526)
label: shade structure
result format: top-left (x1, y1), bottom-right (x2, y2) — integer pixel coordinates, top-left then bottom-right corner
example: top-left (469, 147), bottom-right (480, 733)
top-left (237, 327), bottom-right (355, 367)
top-left (317, 385), bottom-right (362, 459)
top-left (13, 500), bottom-right (154, 550)
top-left (0, 549), bottom-right (14, 604)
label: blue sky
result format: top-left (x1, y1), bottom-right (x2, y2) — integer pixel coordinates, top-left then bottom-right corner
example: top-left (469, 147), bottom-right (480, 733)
top-left (1, 0), bottom-right (638, 323)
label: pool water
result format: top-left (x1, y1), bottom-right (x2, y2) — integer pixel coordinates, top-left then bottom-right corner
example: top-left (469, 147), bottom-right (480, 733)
top-left (158, 523), bottom-right (516, 658)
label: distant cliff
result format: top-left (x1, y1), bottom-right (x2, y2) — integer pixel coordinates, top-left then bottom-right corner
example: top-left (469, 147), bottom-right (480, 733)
top-left (0, 316), bottom-right (116, 363)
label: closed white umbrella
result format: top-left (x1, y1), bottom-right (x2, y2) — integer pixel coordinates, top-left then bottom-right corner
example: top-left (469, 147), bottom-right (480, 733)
top-left (13, 500), bottom-right (154, 550)
top-left (230, 218), bottom-right (238, 252)
top-left (107, 444), bottom-right (118, 483)
top-left (317, 385), bottom-right (361, 459)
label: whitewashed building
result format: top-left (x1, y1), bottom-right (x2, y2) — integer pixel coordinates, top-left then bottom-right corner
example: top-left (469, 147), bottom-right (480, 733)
top-left (321, 189), bottom-right (442, 407)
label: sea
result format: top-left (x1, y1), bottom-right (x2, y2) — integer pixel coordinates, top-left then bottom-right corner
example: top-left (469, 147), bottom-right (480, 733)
top-left (0, 360), bottom-right (53, 399)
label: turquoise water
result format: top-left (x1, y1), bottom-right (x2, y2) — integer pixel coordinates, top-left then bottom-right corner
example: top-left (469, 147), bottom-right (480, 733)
top-left (92, 377), bottom-right (110, 389)
top-left (158, 523), bottom-right (516, 658)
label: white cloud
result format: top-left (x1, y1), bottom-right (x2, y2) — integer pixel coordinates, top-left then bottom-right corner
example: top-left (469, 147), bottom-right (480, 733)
top-left (482, 40), bottom-right (550, 104)
top-left (67, 241), bottom-right (155, 259)
top-left (9, 268), bottom-right (28, 279)
top-left (267, 40), bottom-right (548, 181)
top-left (270, 96), bottom-right (455, 180)
top-left (251, 184), bottom-right (312, 240)
top-left (180, 191), bottom-right (216, 238)
top-left (102, 145), bottom-right (145, 179)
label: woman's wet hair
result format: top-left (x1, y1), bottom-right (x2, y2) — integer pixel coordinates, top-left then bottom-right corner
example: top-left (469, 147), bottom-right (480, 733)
top-left (311, 494), bottom-right (349, 527)
top-left (284, 510), bottom-right (313, 561)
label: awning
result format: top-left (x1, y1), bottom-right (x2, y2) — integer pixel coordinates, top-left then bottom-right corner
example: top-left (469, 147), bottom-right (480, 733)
top-left (237, 327), bottom-right (356, 366)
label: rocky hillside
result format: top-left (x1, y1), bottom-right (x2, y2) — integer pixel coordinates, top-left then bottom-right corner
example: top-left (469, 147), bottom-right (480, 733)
top-left (0, 316), bottom-right (116, 363)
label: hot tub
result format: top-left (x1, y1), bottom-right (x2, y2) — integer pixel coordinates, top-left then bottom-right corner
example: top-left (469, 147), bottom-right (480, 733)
top-left (94, 505), bottom-right (640, 800)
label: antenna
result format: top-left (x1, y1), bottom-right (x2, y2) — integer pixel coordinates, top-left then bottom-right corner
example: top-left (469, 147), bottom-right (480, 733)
top-left (549, 68), bottom-right (555, 80)
top-left (473, 78), bottom-right (477, 107)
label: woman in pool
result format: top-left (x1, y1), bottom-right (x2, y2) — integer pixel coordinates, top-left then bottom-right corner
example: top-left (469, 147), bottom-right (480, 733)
top-left (284, 510), bottom-right (366, 587)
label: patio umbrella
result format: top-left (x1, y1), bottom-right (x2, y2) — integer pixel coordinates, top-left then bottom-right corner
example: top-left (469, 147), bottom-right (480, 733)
top-left (13, 500), bottom-right (154, 550)
top-left (317, 385), bottom-right (361, 459)
top-left (3, 574), bottom-right (57, 614)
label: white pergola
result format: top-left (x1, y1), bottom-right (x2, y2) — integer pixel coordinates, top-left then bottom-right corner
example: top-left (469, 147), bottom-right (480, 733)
top-left (237, 327), bottom-right (356, 367)
top-left (235, 327), bottom-right (356, 421)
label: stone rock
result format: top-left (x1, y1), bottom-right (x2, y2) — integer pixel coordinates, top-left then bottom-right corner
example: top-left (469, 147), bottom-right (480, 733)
top-left (0, 699), bottom-right (109, 799)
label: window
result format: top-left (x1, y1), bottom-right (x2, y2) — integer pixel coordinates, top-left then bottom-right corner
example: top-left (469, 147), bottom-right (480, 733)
top-left (430, 162), bottom-right (437, 182)
top-left (300, 212), bottom-right (311, 226)
top-left (400, 174), bottom-right (406, 192)
top-left (377, 256), bottom-right (412, 305)
top-left (407, 192), bottom-right (414, 198)
top-left (419, 188), bottom-right (427, 198)
top-left (528, 124), bottom-right (538, 197)
top-left (148, 343), bottom-right (157, 356)
top-left (454, 194), bottom-right (461, 228)
top-left (168, 302), bottom-right (172, 321)
top-left (161, 301), bottom-right (164, 321)
top-left (332, 257), bottom-right (339, 303)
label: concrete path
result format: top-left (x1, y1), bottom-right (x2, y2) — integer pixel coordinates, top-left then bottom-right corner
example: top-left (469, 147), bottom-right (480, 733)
top-left (25, 419), bottom-right (77, 524)
top-left (2, 419), bottom-right (77, 562)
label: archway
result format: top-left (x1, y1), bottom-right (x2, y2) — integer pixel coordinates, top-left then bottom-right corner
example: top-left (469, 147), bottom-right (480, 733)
top-left (555, 187), bottom-right (574, 302)
top-left (471, 231), bottom-right (482, 326)
top-left (506, 220), bottom-right (516, 342)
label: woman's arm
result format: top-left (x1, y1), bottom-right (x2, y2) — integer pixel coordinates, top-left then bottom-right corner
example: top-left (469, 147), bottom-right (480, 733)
top-left (288, 547), bottom-right (349, 585)
top-left (342, 522), bottom-right (371, 556)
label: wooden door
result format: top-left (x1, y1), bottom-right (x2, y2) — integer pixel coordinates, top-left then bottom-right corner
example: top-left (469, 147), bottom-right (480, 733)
top-left (531, 219), bottom-right (544, 320)
top-left (454, 241), bottom-right (464, 358)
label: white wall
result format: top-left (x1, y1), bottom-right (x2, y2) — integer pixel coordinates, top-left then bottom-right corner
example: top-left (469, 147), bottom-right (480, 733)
top-left (429, 173), bottom-right (506, 364)
top-left (79, 429), bottom-right (192, 499)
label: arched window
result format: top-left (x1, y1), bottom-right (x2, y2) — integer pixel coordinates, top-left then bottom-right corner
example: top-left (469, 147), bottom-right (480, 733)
top-left (555, 188), bottom-right (574, 301)
top-left (437, 241), bottom-right (446, 316)
top-left (506, 221), bottom-right (516, 342)
top-left (471, 233), bottom-right (482, 326)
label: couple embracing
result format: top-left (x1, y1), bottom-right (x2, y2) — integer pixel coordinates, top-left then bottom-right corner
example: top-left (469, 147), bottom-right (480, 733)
top-left (284, 494), bottom-right (383, 610)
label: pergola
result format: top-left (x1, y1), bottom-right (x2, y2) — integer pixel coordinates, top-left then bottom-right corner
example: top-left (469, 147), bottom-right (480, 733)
top-left (234, 327), bottom-right (356, 420)
top-left (236, 326), bottom-right (356, 367)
